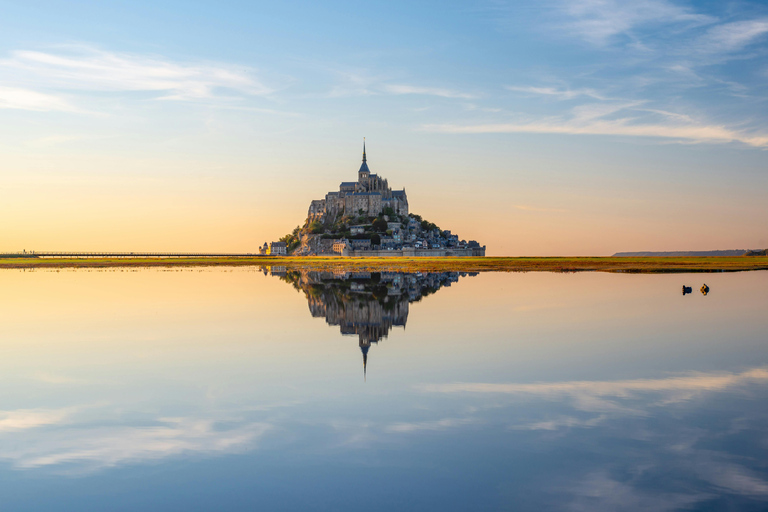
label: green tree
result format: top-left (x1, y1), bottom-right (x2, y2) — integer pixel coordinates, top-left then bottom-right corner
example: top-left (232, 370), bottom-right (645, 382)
top-left (279, 226), bottom-right (300, 244)
top-left (372, 218), bottom-right (388, 232)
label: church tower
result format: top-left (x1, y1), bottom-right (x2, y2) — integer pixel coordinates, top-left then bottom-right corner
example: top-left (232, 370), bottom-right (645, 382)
top-left (358, 139), bottom-right (370, 182)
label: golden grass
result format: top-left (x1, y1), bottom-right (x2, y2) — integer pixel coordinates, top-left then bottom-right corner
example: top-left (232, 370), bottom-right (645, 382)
top-left (2, 256), bottom-right (768, 273)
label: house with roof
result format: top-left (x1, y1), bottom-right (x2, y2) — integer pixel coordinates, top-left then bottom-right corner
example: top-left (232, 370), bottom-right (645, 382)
top-left (269, 241), bottom-right (287, 255)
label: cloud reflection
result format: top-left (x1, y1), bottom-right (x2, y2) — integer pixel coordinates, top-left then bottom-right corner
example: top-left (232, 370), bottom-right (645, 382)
top-left (419, 368), bottom-right (768, 403)
top-left (0, 408), bottom-right (74, 432)
top-left (419, 367), bottom-right (768, 507)
top-left (419, 367), bottom-right (768, 432)
top-left (385, 417), bottom-right (477, 433)
top-left (0, 415), bottom-right (270, 472)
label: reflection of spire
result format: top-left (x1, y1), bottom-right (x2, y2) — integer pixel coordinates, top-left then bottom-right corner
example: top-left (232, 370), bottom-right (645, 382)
top-left (360, 342), bottom-right (370, 382)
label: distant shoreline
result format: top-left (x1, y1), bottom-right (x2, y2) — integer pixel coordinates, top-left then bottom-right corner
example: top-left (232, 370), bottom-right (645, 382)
top-left (613, 250), bottom-right (749, 257)
top-left (2, 256), bottom-right (767, 273)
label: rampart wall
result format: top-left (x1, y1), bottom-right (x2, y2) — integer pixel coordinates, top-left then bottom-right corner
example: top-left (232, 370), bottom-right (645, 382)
top-left (341, 247), bottom-right (486, 257)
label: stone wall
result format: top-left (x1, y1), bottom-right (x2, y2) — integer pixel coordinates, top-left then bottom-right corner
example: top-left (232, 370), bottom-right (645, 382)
top-left (344, 194), bottom-right (382, 216)
top-left (340, 247), bottom-right (486, 257)
top-left (308, 199), bottom-right (326, 218)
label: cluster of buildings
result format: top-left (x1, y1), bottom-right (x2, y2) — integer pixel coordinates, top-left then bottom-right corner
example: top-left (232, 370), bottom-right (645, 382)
top-left (331, 220), bottom-right (485, 257)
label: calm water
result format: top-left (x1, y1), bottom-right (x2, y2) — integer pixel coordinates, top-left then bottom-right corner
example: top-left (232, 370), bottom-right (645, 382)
top-left (1, 267), bottom-right (767, 511)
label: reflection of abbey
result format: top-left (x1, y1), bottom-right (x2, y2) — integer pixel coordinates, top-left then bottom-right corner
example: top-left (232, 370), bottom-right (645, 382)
top-left (308, 141), bottom-right (408, 220)
top-left (269, 267), bottom-right (477, 377)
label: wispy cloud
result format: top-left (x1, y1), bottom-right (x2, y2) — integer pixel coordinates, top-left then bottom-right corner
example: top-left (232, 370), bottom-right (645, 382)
top-left (383, 84), bottom-right (476, 99)
top-left (638, 108), bottom-right (694, 123)
top-left (426, 119), bottom-right (768, 147)
top-left (0, 46), bottom-right (272, 101)
top-left (0, 86), bottom-right (77, 112)
top-left (423, 99), bottom-right (768, 148)
top-left (556, 0), bottom-right (715, 46)
top-left (491, 5), bottom-right (768, 151)
top-left (327, 72), bottom-right (476, 100)
top-left (693, 18), bottom-right (768, 55)
top-left (506, 85), bottom-right (605, 100)
top-left (571, 100), bottom-right (644, 121)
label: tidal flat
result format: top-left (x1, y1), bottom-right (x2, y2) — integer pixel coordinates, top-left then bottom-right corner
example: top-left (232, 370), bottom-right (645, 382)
top-left (2, 255), bottom-right (768, 272)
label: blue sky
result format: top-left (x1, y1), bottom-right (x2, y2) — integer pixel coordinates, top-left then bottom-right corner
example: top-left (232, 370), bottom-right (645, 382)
top-left (1, 0), bottom-right (767, 254)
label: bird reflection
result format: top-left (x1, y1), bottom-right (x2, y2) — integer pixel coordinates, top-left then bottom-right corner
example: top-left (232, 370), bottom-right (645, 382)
top-left (264, 268), bottom-right (477, 378)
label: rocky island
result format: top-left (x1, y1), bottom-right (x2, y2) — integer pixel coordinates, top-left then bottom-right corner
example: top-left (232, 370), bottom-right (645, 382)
top-left (265, 142), bottom-right (486, 257)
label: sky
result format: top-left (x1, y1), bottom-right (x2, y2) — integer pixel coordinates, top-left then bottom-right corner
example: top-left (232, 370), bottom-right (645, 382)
top-left (1, 0), bottom-right (767, 256)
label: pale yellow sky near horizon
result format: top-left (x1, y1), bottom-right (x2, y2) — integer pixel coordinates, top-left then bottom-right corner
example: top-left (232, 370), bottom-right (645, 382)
top-left (3, 137), bottom-right (767, 256)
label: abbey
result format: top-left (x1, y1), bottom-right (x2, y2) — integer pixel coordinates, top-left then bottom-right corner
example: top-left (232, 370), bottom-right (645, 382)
top-left (279, 141), bottom-right (485, 257)
top-left (308, 142), bottom-right (408, 220)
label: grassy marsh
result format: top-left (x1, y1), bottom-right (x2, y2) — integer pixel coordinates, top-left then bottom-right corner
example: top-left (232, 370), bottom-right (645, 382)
top-left (2, 256), bottom-right (768, 273)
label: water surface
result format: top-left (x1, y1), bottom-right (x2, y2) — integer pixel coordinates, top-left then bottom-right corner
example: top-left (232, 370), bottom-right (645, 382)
top-left (0, 267), bottom-right (766, 511)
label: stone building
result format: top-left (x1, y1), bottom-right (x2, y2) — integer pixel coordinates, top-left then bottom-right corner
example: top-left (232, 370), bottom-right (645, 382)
top-left (332, 239), bottom-right (351, 255)
top-left (269, 241), bottom-right (287, 255)
top-left (308, 141), bottom-right (408, 220)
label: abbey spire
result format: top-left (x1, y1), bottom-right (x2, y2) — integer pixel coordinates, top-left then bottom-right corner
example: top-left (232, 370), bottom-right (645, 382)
top-left (358, 138), bottom-right (371, 177)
